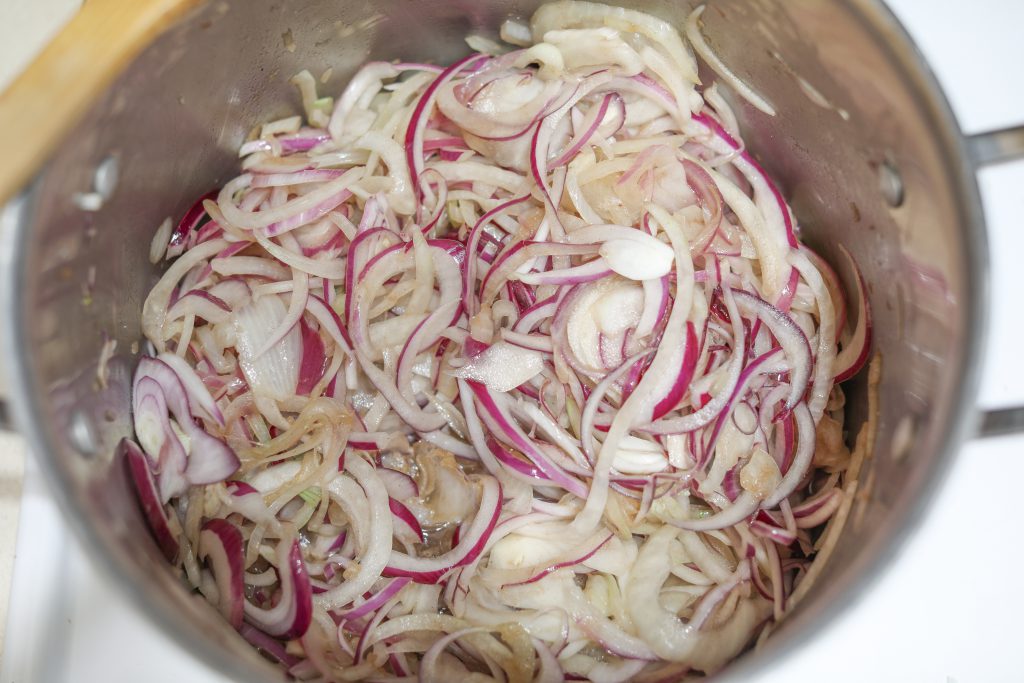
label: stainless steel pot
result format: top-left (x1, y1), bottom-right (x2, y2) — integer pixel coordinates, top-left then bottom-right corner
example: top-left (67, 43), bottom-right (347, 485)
top-left (1, 0), bottom-right (1022, 679)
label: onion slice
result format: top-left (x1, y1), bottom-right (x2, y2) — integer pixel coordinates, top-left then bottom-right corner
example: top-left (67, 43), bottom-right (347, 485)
top-left (199, 518), bottom-right (245, 629)
top-left (121, 438), bottom-right (180, 562)
top-left (243, 536), bottom-right (313, 639)
top-left (384, 476), bottom-right (501, 583)
top-left (833, 245), bottom-right (872, 383)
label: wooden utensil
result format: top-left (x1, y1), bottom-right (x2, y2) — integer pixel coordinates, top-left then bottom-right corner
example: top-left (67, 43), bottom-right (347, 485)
top-left (0, 0), bottom-right (199, 204)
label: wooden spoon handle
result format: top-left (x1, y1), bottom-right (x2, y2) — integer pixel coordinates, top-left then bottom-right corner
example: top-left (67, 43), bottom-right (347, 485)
top-left (0, 0), bottom-right (201, 204)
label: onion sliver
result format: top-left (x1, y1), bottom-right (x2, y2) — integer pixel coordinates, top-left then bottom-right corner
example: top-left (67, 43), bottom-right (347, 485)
top-left (121, 438), bottom-right (179, 562)
top-left (199, 518), bottom-right (245, 629)
top-left (243, 535), bottom-right (313, 639)
top-left (384, 476), bottom-right (502, 583)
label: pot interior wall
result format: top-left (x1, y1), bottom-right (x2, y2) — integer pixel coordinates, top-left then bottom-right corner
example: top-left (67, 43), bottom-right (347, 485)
top-left (6, 0), bottom-right (979, 679)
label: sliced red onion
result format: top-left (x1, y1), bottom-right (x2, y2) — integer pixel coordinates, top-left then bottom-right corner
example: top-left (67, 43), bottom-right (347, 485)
top-left (766, 540), bottom-right (787, 617)
top-left (515, 258), bottom-right (612, 286)
top-left (442, 63), bottom-right (565, 142)
top-left (512, 294), bottom-right (558, 334)
top-left (773, 266), bottom-right (800, 313)
top-left (624, 526), bottom-right (701, 660)
top-left (750, 510), bottom-right (797, 546)
top-left (384, 477), bottom-right (501, 583)
top-left (550, 92), bottom-right (625, 167)
top-left (305, 294), bottom-right (354, 355)
top-left (464, 194), bottom-right (530, 315)
top-left (565, 224), bottom-right (675, 280)
top-left (469, 382), bottom-right (589, 498)
top-left (390, 498), bottom-right (426, 544)
top-left (418, 627), bottom-right (488, 681)
top-left (422, 136), bottom-right (466, 151)
top-left (642, 297), bottom-right (744, 436)
top-left (166, 290), bottom-right (231, 324)
top-left (120, 438), bottom-right (179, 561)
top-left (731, 290), bottom-right (812, 410)
top-left (333, 576), bottom-right (411, 623)
top-left (481, 241), bottom-right (598, 304)
top-left (155, 352), bottom-right (226, 426)
top-left (218, 168), bottom-right (361, 233)
top-left (328, 61), bottom-right (399, 139)
top-left (634, 277), bottom-right (670, 341)
top-left (348, 432), bottom-right (389, 451)
top-left (133, 359), bottom-right (239, 492)
top-left (239, 624), bottom-right (300, 668)
top-left (296, 318), bottom-right (329, 396)
top-left (353, 591), bottom-right (407, 664)
top-left (377, 467), bottom-right (419, 499)
top-left (244, 537), bottom-right (313, 639)
top-left (792, 487), bottom-right (843, 528)
top-left (133, 24), bottom-right (867, 677)
top-left (251, 169), bottom-right (346, 188)
top-left (650, 322), bottom-right (699, 420)
top-left (762, 403), bottom-right (816, 508)
top-left (396, 300), bottom-right (462, 403)
top-left (281, 129), bottom-right (331, 153)
top-left (487, 436), bottom-right (547, 481)
top-left (671, 492), bottom-right (760, 532)
top-left (802, 245), bottom-right (847, 340)
top-left (198, 518), bottom-right (245, 629)
top-left (233, 294), bottom-right (302, 401)
top-left (502, 533), bottom-right (613, 588)
top-left (598, 235), bottom-right (675, 281)
top-left (132, 376), bottom-right (186, 472)
top-left (223, 480), bottom-right (276, 525)
top-left (508, 574), bottom-right (657, 661)
top-left (687, 562), bottom-right (751, 631)
top-left (699, 357), bottom-right (784, 470)
top-left (500, 330), bottom-right (553, 353)
top-left (228, 481), bottom-right (258, 496)
top-left (406, 53), bottom-right (490, 190)
top-left (316, 456), bottom-right (393, 610)
top-left (533, 638), bottom-right (564, 683)
top-left (682, 159), bottom-right (724, 244)
top-left (450, 340), bottom-right (545, 393)
top-left (833, 245), bottom-right (872, 383)
top-left (183, 433), bottom-right (241, 486)
top-left (133, 357), bottom-right (196, 423)
top-left (167, 190), bottom-right (218, 259)
top-left (580, 351), bottom-right (651, 463)
top-left (530, 72), bottom-right (613, 211)
top-left (266, 187), bottom-right (354, 237)
top-left (143, 237), bottom-right (229, 349)
top-left (691, 112), bottom-right (797, 247)
top-left (354, 346), bottom-right (448, 433)
top-left (749, 555), bottom-right (773, 601)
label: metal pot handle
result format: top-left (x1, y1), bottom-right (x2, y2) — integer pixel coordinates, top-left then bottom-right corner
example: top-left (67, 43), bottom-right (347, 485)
top-left (968, 124), bottom-right (1024, 437)
top-left (968, 125), bottom-right (1024, 167)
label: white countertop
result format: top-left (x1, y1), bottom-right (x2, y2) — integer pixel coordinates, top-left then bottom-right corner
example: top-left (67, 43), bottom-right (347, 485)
top-left (2, 1), bottom-right (1024, 681)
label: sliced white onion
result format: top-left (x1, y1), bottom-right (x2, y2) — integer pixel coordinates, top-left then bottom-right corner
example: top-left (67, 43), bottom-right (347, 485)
top-left (249, 460), bottom-right (302, 494)
top-left (233, 294), bottom-right (302, 401)
top-left (531, 0), bottom-right (699, 84)
top-left (599, 236), bottom-right (674, 280)
top-left (500, 19), bottom-right (533, 46)
top-left (612, 435), bottom-right (668, 475)
top-left (685, 6), bottom-right (775, 116)
top-left (315, 456), bottom-right (393, 610)
top-left (450, 341), bottom-right (545, 393)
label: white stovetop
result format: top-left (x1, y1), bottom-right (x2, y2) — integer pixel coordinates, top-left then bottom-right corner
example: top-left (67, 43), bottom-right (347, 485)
top-left (3, 1), bottom-right (1024, 681)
